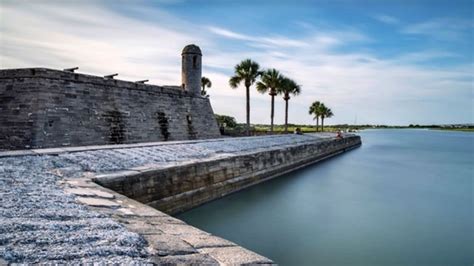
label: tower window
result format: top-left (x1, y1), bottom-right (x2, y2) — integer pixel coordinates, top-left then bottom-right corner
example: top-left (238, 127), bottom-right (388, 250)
top-left (192, 56), bottom-right (197, 69)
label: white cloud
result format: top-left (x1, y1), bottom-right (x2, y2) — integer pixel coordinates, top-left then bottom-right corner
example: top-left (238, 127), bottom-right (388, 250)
top-left (207, 26), bottom-right (253, 41)
top-left (0, 0), bottom-right (206, 84)
top-left (258, 37), bottom-right (309, 48)
top-left (208, 26), bottom-right (309, 48)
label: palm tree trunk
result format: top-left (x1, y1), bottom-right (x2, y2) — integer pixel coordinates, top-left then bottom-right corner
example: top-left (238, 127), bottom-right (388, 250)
top-left (270, 94), bottom-right (275, 133)
top-left (316, 117), bottom-right (319, 132)
top-left (246, 85), bottom-right (250, 136)
top-left (284, 99), bottom-right (289, 133)
top-left (321, 117), bottom-right (324, 132)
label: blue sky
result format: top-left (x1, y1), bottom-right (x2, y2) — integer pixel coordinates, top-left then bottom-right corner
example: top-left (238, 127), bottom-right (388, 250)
top-left (1, 0), bottom-right (472, 125)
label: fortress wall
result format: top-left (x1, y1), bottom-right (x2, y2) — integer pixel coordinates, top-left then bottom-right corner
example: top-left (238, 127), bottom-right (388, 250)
top-left (0, 68), bottom-right (221, 150)
top-left (94, 135), bottom-right (362, 215)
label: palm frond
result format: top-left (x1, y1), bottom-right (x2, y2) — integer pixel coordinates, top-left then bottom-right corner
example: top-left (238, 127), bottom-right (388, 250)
top-left (309, 101), bottom-right (321, 115)
top-left (230, 59), bottom-right (261, 89)
top-left (278, 77), bottom-right (301, 96)
top-left (229, 76), bottom-right (242, 89)
top-left (256, 81), bottom-right (269, 94)
top-left (201, 76), bottom-right (212, 89)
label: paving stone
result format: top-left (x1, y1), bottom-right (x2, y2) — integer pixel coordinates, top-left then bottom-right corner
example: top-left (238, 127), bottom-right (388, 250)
top-left (107, 196), bottom-right (168, 217)
top-left (65, 178), bottom-right (97, 187)
top-left (118, 208), bottom-right (135, 216)
top-left (145, 234), bottom-right (197, 256)
top-left (122, 219), bottom-right (163, 235)
top-left (199, 246), bottom-right (274, 265)
top-left (88, 189), bottom-right (115, 199)
top-left (65, 188), bottom-right (96, 196)
top-left (65, 179), bottom-right (98, 188)
top-left (145, 215), bottom-right (187, 225)
top-left (180, 234), bottom-right (237, 249)
top-left (151, 253), bottom-right (218, 264)
top-left (76, 197), bottom-right (119, 207)
top-left (94, 170), bottom-right (140, 180)
top-left (157, 223), bottom-right (210, 236)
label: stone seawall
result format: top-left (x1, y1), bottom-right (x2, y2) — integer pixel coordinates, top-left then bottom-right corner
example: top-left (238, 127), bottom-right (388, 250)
top-left (0, 68), bottom-right (221, 150)
top-left (95, 135), bottom-right (361, 214)
top-left (0, 134), bottom-right (361, 264)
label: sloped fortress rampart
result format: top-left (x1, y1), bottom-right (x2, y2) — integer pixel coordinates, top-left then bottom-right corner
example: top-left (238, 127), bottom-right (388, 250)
top-left (0, 45), bottom-right (221, 150)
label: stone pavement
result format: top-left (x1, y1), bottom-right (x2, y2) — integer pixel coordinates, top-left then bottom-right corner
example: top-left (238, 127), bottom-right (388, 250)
top-left (0, 134), bottom-right (340, 264)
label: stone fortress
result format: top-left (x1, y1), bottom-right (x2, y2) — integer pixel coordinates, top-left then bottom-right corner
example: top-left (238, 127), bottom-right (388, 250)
top-left (0, 44), bottom-right (220, 150)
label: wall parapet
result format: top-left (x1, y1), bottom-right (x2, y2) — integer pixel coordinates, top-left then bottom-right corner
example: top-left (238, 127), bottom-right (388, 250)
top-left (0, 68), bottom-right (188, 96)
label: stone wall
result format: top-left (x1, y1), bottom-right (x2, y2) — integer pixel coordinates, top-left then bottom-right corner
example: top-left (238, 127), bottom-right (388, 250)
top-left (0, 68), bottom-right (221, 150)
top-left (94, 135), bottom-right (361, 214)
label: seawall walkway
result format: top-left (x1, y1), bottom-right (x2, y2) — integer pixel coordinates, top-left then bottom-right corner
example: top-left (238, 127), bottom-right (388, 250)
top-left (0, 133), bottom-right (360, 264)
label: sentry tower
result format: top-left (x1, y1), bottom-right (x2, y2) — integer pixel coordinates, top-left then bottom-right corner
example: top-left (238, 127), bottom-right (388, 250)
top-left (181, 44), bottom-right (202, 96)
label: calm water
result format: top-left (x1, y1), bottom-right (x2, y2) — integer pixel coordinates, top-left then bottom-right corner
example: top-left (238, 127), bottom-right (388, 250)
top-left (177, 129), bottom-right (473, 265)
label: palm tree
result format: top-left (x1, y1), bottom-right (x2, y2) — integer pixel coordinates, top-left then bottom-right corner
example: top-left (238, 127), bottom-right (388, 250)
top-left (309, 101), bottom-right (322, 131)
top-left (319, 104), bottom-right (334, 132)
top-left (229, 59), bottom-right (261, 136)
top-left (201, 76), bottom-right (212, 96)
top-left (278, 77), bottom-right (301, 133)
top-left (256, 69), bottom-right (283, 133)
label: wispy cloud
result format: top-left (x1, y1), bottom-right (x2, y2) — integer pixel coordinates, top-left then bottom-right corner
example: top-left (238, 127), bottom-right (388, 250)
top-left (208, 26), bottom-right (309, 48)
top-left (392, 50), bottom-right (459, 64)
top-left (208, 26), bottom-right (252, 41)
top-left (402, 18), bottom-right (473, 40)
top-left (207, 24), bottom-right (372, 53)
top-left (373, 14), bottom-right (399, 25)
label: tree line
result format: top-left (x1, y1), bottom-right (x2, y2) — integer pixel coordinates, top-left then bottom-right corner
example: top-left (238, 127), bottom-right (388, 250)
top-left (202, 59), bottom-right (334, 135)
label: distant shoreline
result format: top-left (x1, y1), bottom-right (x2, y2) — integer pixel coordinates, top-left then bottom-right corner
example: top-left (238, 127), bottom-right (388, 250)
top-left (357, 126), bottom-right (474, 132)
top-left (358, 127), bottom-right (474, 132)
top-left (244, 124), bottom-right (474, 134)
top-left (429, 127), bottom-right (474, 132)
